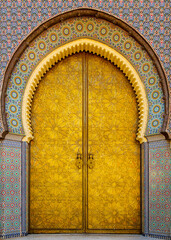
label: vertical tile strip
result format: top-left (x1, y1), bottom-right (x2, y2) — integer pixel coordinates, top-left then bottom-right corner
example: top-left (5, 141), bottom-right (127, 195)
top-left (21, 141), bottom-right (27, 235)
top-left (142, 142), bottom-right (149, 235)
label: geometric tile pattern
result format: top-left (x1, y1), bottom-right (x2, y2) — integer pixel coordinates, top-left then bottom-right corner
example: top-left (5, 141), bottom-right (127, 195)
top-left (0, 140), bottom-right (21, 238)
top-left (21, 141), bottom-right (28, 236)
top-left (5, 17), bottom-right (164, 136)
top-left (0, 2), bottom-right (170, 239)
top-left (0, 0), bottom-right (170, 87)
top-left (149, 140), bottom-right (171, 236)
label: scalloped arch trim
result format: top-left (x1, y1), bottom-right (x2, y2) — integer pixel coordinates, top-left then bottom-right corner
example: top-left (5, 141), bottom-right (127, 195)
top-left (22, 38), bottom-right (148, 143)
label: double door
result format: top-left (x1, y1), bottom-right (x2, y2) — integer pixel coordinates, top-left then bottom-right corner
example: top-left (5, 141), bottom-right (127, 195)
top-left (29, 53), bottom-right (141, 233)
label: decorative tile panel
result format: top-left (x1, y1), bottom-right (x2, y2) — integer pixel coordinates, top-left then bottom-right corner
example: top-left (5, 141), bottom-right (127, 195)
top-left (0, 0), bottom-right (170, 86)
top-left (0, 140), bottom-right (21, 238)
top-left (149, 140), bottom-right (171, 236)
top-left (5, 17), bottom-right (164, 136)
top-left (0, 2), bottom-right (170, 239)
top-left (0, 0), bottom-right (170, 136)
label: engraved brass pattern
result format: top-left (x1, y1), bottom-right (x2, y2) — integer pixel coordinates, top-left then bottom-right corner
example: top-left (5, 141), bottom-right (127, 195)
top-left (30, 53), bottom-right (141, 233)
top-left (30, 54), bottom-right (83, 231)
top-left (88, 54), bottom-right (141, 231)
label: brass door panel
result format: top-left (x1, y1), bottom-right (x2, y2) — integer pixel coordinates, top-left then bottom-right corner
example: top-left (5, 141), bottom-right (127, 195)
top-left (30, 54), bottom-right (83, 232)
top-left (87, 54), bottom-right (141, 233)
top-left (30, 52), bottom-right (141, 233)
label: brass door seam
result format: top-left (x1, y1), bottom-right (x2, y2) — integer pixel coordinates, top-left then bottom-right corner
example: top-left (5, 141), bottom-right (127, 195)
top-left (82, 52), bottom-right (88, 232)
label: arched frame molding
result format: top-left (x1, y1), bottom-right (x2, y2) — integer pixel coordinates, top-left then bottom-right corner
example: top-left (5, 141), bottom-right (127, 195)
top-left (0, 9), bottom-right (170, 140)
top-left (22, 38), bottom-right (148, 144)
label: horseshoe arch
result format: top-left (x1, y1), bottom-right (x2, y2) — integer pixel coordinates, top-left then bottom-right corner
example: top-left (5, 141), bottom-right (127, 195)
top-left (1, 9), bottom-right (169, 141)
top-left (22, 38), bottom-right (148, 143)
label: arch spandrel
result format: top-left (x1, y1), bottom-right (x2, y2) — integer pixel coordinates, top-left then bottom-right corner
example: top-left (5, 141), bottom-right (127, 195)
top-left (0, 9), bottom-right (169, 140)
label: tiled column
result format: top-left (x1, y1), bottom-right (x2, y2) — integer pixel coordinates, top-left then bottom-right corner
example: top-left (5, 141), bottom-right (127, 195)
top-left (0, 139), bottom-right (28, 238)
top-left (148, 139), bottom-right (170, 239)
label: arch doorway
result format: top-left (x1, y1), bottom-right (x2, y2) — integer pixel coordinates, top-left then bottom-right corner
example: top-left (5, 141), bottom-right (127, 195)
top-left (29, 52), bottom-right (141, 234)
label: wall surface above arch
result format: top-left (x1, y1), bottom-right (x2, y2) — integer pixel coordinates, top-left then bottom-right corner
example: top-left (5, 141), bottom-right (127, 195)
top-left (0, 0), bottom-right (170, 83)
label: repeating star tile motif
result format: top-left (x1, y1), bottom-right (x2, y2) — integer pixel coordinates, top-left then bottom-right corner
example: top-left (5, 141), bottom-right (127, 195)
top-left (4, 16), bottom-right (165, 136)
top-left (0, 0), bottom-right (170, 136)
top-left (149, 140), bottom-right (171, 235)
top-left (0, 140), bottom-right (21, 238)
top-left (0, 0), bottom-right (170, 87)
top-left (0, 2), bottom-right (170, 238)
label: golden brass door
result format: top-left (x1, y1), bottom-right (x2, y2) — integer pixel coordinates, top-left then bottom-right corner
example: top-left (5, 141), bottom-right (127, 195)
top-left (30, 53), bottom-right (141, 233)
top-left (87, 54), bottom-right (140, 233)
top-left (30, 54), bottom-right (83, 233)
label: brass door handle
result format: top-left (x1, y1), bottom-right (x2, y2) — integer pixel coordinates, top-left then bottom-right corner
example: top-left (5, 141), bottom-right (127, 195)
top-left (88, 154), bottom-right (94, 169)
top-left (76, 153), bottom-right (82, 169)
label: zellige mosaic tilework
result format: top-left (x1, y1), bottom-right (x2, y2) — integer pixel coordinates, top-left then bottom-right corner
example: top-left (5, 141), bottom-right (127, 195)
top-left (0, 0), bottom-right (170, 136)
top-left (149, 140), bottom-right (171, 236)
top-left (5, 17), bottom-right (165, 136)
top-left (0, 140), bottom-right (21, 238)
